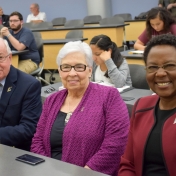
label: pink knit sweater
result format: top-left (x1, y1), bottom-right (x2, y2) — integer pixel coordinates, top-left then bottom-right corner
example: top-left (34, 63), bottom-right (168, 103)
top-left (31, 82), bottom-right (129, 176)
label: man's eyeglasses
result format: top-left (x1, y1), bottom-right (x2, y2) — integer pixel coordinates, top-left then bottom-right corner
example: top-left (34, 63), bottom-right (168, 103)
top-left (9, 20), bottom-right (20, 23)
top-left (0, 54), bottom-right (9, 63)
top-left (60, 64), bottom-right (88, 72)
top-left (145, 63), bottom-right (176, 73)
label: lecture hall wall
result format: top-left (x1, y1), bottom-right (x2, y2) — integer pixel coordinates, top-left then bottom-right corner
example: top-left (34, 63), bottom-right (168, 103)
top-left (2, 0), bottom-right (158, 22)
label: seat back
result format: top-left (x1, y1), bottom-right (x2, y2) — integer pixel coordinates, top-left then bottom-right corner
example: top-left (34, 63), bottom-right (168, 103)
top-left (114, 13), bottom-right (132, 21)
top-left (99, 16), bottom-right (124, 26)
top-left (83, 15), bottom-right (102, 23)
top-left (135, 11), bottom-right (148, 20)
top-left (32, 32), bottom-right (43, 63)
top-left (52, 17), bottom-right (66, 26)
top-left (23, 23), bottom-right (33, 29)
top-left (64, 19), bottom-right (84, 28)
top-left (128, 64), bottom-right (149, 89)
top-left (31, 22), bottom-right (53, 29)
top-left (65, 30), bottom-right (83, 39)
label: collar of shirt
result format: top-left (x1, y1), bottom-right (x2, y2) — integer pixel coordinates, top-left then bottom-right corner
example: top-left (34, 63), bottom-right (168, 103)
top-left (0, 78), bottom-right (6, 87)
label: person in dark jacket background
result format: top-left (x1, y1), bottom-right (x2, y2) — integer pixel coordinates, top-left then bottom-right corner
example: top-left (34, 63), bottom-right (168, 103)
top-left (0, 7), bottom-right (9, 27)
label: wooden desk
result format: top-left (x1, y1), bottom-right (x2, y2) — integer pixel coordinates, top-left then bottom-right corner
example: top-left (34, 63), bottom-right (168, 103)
top-left (124, 20), bottom-right (146, 41)
top-left (0, 144), bottom-right (108, 176)
top-left (12, 54), bottom-right (18, 68)
top-left (43, 38), bottom-right (88, 69)
top-left (32, 24), bottom-right (126, 47)
top-left (11, 50), bottom-right (29, 68)
top-left (121, 50), bottom-right (145, 65)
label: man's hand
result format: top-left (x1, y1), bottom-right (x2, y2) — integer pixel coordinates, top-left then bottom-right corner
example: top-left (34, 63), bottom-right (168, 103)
top-left (1, 27), bottom-right (10, 37)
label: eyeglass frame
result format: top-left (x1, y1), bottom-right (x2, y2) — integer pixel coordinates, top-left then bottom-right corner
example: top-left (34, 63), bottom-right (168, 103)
top-left (9, 20), bottom-right (21, 23)
top-left (0, 54), bottom-right (10, 63)
top-left (145, 63), bottom-right (176, 73)
top-left (60, 64), bottom-right (88, 72)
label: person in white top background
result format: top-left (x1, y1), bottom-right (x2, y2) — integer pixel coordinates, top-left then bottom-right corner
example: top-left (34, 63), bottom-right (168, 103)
top-left (26, 3), bottom-right (47, 23)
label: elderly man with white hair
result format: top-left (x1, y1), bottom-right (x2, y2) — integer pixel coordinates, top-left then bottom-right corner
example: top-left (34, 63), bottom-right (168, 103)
top-left (0, 38), bottom-right (42, 151)
top-left (26, 3), bottom-right (47, 23)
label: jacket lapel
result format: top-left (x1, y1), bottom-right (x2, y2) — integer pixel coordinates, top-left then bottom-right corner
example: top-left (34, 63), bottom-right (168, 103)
top-left (0, 66), bottom-right (17, 119)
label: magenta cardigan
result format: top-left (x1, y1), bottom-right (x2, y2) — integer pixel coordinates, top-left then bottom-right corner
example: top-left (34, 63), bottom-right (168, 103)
top-left (31, 82), bottom-right (129, 176)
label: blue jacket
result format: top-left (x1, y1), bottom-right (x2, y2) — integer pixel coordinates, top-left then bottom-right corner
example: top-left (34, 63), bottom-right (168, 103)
top-left (0, 66), bottom-right (42, 151)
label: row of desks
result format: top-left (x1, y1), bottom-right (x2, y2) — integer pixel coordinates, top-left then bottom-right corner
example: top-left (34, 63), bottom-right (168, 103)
top-left (32, 21), bottom-right (145, 69)
top-left (43, 38), bottom-right (87, 69)
top-left (32, 24), bottom-right (125, 47)
top-left (11, 39), bottom-right (88, 70)
top-left (12, 20), bottom-right (145, 69)
top-left (12, 48), bottom-right (144, 70)
top-left (32, 20), bottom-right (146, 46)
top-left (52, 20), bottom-right (146, 41)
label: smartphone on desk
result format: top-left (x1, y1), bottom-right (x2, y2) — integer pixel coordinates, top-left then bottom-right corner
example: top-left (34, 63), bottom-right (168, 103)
top-left (16, 154), bottom-right (45, 165)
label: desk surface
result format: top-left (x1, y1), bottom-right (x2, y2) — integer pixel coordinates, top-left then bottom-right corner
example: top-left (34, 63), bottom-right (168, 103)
top-left (121, 88), bottom-right (153, 115)
top-left (125, 19), bottom-right (146, 22)
top-left (32, 24), bottom-right (127, 32)
top-left (0, 144), bottom-right (108, 176)
top-left (121, 50), bottom-right (143, 59)
top-left (12, 50), bottom-right (29, 55)
top-left (120, 88), bottom-right (153, 105)
top-left (43, 38), bottom-right (88, 44)
top-left (121, 50), bottom-right (145, 65)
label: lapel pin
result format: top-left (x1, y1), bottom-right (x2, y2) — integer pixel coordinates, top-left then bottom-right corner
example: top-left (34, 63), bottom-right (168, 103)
top-left (7, 87), bottom-right (12, 92)
top-left (81, 107), bottom-right (84, 112)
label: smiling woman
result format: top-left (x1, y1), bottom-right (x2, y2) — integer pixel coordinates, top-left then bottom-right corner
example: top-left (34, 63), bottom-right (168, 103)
top-left (31, 41), bottom-right (130, 176)
top-left (119, 33), bottom-right (176, 176)
top-left (58, 51), bottom-right (92, 92)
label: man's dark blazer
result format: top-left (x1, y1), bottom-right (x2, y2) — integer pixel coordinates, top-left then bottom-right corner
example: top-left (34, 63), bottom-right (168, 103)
top-left (0, 66), bottom-right (42, 151)
top-left (2, 14), bottom-right (9, 27)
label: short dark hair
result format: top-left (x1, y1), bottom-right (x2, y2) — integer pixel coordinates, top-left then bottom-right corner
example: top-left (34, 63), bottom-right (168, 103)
top-left (9, 11), bottom-right (23, 20)
top-left (146, 7), bottom-right (175, 39)
top-left (90, 34), bottom-right (123, 78)
top-left (143, 33), bottom-right (176, 64)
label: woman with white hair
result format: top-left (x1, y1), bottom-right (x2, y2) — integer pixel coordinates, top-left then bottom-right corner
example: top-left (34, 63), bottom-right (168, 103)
top-left (31, 41), bottom-right (129, 176)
